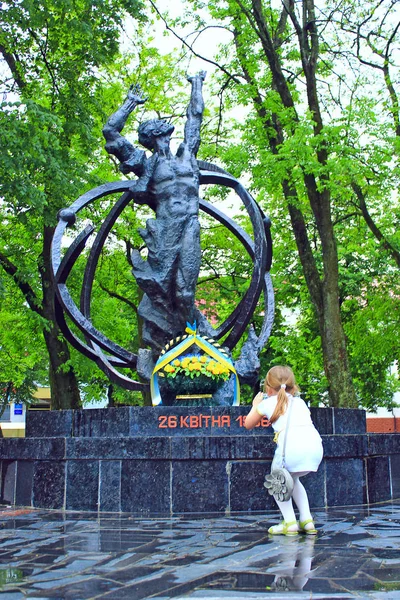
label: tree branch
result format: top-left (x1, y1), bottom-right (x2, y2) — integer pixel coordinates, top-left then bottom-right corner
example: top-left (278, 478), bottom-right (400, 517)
top-left (99, 283), bottom-right (139, 314)
top-left (0, 252), bottom-right (43, 316)
top-left (352, 183), bottom-right (400, 268)
top-left (27, 27), bottom-right (60, 97)
top-left (232, 21), bottom-right (323, 318)
top-left (248, 0), bottom-right (296, 110)
top-left (148, 0), bottom-right (242, 83)
top-left (0, 44), bottom-right (26, 90)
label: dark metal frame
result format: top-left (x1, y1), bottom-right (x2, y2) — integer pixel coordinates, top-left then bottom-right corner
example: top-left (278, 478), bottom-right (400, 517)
top-left (51, 162), bottom-right (274, 392)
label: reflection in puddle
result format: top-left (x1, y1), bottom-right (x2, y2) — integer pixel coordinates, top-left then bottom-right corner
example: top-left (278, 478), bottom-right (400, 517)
top-left (267, 536), bottom-right (316, 592)
top-left (0, 567), bottom-right (24, 587)
top-left (201, 536), bottom-right (318, 594)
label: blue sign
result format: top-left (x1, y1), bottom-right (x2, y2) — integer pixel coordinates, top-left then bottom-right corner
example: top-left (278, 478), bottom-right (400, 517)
top-left (14, 403), bottom-right (23, 415)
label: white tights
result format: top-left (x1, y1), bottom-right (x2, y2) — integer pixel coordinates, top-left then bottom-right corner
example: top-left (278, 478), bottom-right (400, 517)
top-left (274, 471), bottom-right (313, 523)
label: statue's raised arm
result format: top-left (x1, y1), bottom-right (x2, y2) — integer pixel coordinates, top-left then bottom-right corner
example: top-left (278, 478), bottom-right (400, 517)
top-left (102, 84), bottom-right (148, 175)
top-left (184, 71), bottom-right (206, 156)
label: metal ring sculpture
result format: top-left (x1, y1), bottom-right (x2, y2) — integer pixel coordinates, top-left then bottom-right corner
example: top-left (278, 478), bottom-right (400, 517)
top-left (51, 161), bottom-right (274, 393)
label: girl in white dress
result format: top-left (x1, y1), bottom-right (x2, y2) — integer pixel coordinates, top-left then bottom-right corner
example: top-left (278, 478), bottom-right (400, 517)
top-left (245, 365), bottom-right (323, 536)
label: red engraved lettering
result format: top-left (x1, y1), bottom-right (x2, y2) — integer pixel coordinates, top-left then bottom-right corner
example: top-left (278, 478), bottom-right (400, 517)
top-left (168, 416), bottom-right (178, 428)
top-left (180, 416), bottom-right (189, 427)
top-left (235, 416), bottom-right (245, 427)
top-left (189, 415), bottom-right (199, 428)
top-left (221, 415), bottom-right (230, 427)
top-left (158, 416), bottom-right (168, 428)
top-left (211, 416), bottom-right (222, 427)
top-left (202, 415), bottom-right (211, 427)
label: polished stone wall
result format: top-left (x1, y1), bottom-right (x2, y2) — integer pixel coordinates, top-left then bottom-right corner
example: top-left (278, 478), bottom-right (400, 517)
top-left (0, 407), bottom-right (398, 514)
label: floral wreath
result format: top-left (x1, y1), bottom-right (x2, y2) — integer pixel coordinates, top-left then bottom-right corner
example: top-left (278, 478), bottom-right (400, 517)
top-left (150, 321), bottom-right (240, 406)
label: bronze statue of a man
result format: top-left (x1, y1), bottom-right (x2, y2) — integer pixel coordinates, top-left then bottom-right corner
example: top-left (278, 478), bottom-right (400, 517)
top-left (103, 73), bottom-right (207, 351)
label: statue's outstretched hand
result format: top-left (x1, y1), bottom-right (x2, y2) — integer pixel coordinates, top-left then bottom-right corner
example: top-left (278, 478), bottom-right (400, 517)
top-left (127, 83), bottom-right (148, 105)
top-left (187, 70), bottom-right (207, 83)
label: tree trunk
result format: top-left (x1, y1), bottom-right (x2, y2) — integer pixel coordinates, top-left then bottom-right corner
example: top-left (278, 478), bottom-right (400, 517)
top-left (43, 327), bottom-right (81, 410)
top-left (234, 0), bottom-right (358, 406)
top-left (320, 285), bottom-right (356, 407)
top-left (41, 225), bottom-right (81, 410)
top-left (288, 199), bottom-right (357, 407)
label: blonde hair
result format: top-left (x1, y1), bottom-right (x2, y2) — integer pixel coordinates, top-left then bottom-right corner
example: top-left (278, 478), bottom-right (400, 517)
top-left (264, 365), bottom-right (299, 423)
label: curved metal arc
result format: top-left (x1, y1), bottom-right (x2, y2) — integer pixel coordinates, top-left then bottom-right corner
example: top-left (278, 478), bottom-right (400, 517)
top-left (199, 199), bottom-right (255, 339)
top-left (52, 183), bottom-right (139, 371)
top-left (79, 197), bottom-right (151, 384)
top-left (52, 165), bottom-right (273, 391)
top-left (57, 283), bottom-right (145, 390)
top-left (51, 181), bottom-right (134, 274)
top-left (89, 341), bottom-right (147, 392)
top-left (55, 294), bottom-right (103, 362)
top-left (54, 225), bottom-right (95, 285)
top-left (80, 191), bottom-right (133, 320)
top-left (56, 283), bottom-right (137, 366)
top-left (254, 202), bottom-right (273, 272)
top-left (55, 295), bottom-right (133, 369)
top-left (223, 181), bottom-right (267, 348)
top-left (199, 162), bottom-right (272, 268)
top-left (199, 199), bottom-right (255, 256)
top-left (51, 219), bottom-right (69, 276)
top-left (199, 170), bottom-right (268, 349)
top-left (68, 180), bottom-right (135, 215)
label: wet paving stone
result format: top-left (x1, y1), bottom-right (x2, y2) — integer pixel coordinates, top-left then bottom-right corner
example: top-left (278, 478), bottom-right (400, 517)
top-left (0, 502), bottom-right (398, 598)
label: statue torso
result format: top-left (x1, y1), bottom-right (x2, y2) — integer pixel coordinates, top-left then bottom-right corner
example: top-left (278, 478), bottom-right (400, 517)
top-left (149, 146), bottom-right (200, 218)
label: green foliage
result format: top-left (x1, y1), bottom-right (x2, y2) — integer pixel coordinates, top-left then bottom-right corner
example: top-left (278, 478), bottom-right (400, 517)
top-left (1, 0), bottom-right (399, 412)
top-left (151, 0), bottom-right (400, 409)
top-left (0, 0), bottom-right (148, 406)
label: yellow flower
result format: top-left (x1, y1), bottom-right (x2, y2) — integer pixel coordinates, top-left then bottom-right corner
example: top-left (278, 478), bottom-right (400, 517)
top-left (191, 356), bottom-right (199, 363)
top-left (164, 364), bottom-right (175, 373)
top-left (193, 363), bottom-right (202, 371)
top-left (206, 364), bottom-right (214, 372)
top-left (188, 363), bottom-right (196, 371)
top-left (173, 359), bottom-right (180, 367)
top-left (182, 358), bottom-right (190, 368)
top-left (200, 356), bottom-right (207, 363)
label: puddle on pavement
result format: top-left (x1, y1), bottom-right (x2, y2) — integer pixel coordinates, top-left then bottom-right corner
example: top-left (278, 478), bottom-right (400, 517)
top-left (0, 567), bottom-right (24, 587)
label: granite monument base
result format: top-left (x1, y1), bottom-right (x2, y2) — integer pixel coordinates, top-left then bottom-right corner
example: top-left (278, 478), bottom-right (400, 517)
top-left (0, 407), bottom-right (399, 514)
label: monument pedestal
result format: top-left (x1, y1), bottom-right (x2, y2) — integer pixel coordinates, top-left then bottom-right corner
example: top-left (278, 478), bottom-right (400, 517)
top-left (0, 407), bottom-right (399, 514)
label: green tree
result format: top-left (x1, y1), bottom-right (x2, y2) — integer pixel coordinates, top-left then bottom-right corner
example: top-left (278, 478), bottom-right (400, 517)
top-left (0, 0), bottom-right (145, 408)
top-left (0, 274), bottom-right (48, 417)
top-left (149, 0), bottom-right (400, 408)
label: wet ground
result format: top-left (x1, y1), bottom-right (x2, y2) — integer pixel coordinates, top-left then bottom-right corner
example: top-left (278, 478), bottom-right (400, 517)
top-left (0, 502), bottom-right (399, 599)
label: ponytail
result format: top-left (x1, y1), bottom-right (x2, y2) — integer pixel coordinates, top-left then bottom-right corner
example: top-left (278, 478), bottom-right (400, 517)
top-left (264, 366), bottom-right (299, 424)
top-left (269, 387), bottom-right (289, 423)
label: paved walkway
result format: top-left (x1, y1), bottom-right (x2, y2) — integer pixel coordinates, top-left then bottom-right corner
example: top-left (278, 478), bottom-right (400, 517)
top-left (0, 502), bottom-right (399, 599)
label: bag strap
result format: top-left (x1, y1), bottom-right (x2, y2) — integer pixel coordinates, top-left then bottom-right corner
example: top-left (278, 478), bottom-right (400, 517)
top-left (281, 396), bottom-right (294, 468)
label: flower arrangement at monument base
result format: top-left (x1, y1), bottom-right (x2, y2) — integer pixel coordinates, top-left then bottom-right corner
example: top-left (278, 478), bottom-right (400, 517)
top-left (158, 354), bottom-right (230, 396)
top-left (150, 322), bottom-right (240, 406)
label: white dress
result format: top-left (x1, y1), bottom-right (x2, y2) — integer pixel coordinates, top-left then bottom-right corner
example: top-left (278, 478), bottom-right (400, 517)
top-left (257, 394), bottom-right (323, 473)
